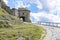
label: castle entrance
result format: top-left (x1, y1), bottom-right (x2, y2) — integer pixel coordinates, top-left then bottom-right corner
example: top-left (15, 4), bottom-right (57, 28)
top-left (20, 16), bottom-right (25, 22)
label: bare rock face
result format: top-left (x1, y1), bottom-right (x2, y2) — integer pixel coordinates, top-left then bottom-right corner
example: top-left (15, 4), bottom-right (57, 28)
top-left (17, 37), bottom-right (26, 40)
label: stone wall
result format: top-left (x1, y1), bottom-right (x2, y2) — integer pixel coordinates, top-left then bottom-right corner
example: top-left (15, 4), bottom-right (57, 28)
top-left (11, 8), bottom-right (18, 17)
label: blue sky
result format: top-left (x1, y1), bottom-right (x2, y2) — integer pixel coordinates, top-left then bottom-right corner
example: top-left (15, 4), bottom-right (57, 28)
top-left (4, 0), bottom-right (60, 23)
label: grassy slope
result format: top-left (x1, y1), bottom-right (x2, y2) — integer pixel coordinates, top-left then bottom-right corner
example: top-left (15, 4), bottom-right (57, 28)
top-left (0, 8), bottom-right (46, 40)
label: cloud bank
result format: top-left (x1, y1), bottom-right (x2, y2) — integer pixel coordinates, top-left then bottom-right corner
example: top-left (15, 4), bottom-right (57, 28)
top-left (30, 0), bottom-right (60, 23)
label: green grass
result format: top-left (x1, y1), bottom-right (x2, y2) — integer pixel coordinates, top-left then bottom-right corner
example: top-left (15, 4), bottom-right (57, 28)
top-left (0, 8), bottom-right (46, 40)
top-left (0, 23), bottom-right (46, 40)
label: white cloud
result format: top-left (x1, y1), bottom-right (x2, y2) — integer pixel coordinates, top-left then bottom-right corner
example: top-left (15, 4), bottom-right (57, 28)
top-left (30, 0), bottom-right (43, 9)
top-left (14, 0), bottom-right (31, 8)
top-left (31, 0), bottom-right (43, 9)
top-left (46, 0), bottom-right (56, 9)
top-left (36, 0), bottom-right (43, 10)
top-left (31, 11), bottom-right (60, 23)
top-left (3, 0), bottom-right (8, 4)
top-left (14, 0), bottom-right (43, 9)
top-left (46, 0), bottom-right (60, 14)
top-left (30, 0), bottom-right (60, 23)
top-left (30, 11), bottom-right (47, 22)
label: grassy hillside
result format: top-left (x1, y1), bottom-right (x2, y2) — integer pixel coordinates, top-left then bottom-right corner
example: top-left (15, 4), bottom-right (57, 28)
top-left (0, 8), bottom-right (46, 40)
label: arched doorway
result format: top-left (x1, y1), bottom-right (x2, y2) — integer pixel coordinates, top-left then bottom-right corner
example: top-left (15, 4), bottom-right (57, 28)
top-left (20, 16), bottom-right (25, 22)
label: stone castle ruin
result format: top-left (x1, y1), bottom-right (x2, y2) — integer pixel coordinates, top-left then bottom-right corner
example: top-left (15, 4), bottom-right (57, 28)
top-left (0, 0), bottom-right (31, 22)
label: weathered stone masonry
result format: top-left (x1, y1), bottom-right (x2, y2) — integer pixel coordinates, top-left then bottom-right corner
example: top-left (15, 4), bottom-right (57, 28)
top-left (11, 8), bottom-right (31, 22)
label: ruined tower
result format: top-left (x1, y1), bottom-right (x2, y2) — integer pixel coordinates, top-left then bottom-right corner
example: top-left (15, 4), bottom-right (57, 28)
top-left (11, 8), bottom-right (31, 22)
top-left (18, 8), bottom-right (31, 22)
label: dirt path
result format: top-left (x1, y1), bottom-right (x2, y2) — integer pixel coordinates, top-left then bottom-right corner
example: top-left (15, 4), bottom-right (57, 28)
top-left (42, 26), bottom-right (60, 40)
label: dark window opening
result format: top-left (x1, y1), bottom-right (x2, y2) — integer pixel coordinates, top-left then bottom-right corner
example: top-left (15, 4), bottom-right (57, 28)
top-left (23, 13), bottom-right (24, 15)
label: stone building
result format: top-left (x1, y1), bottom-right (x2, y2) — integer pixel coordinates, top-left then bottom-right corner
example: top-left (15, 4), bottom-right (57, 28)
top-left (11, 8), bottom-right (31, 22)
